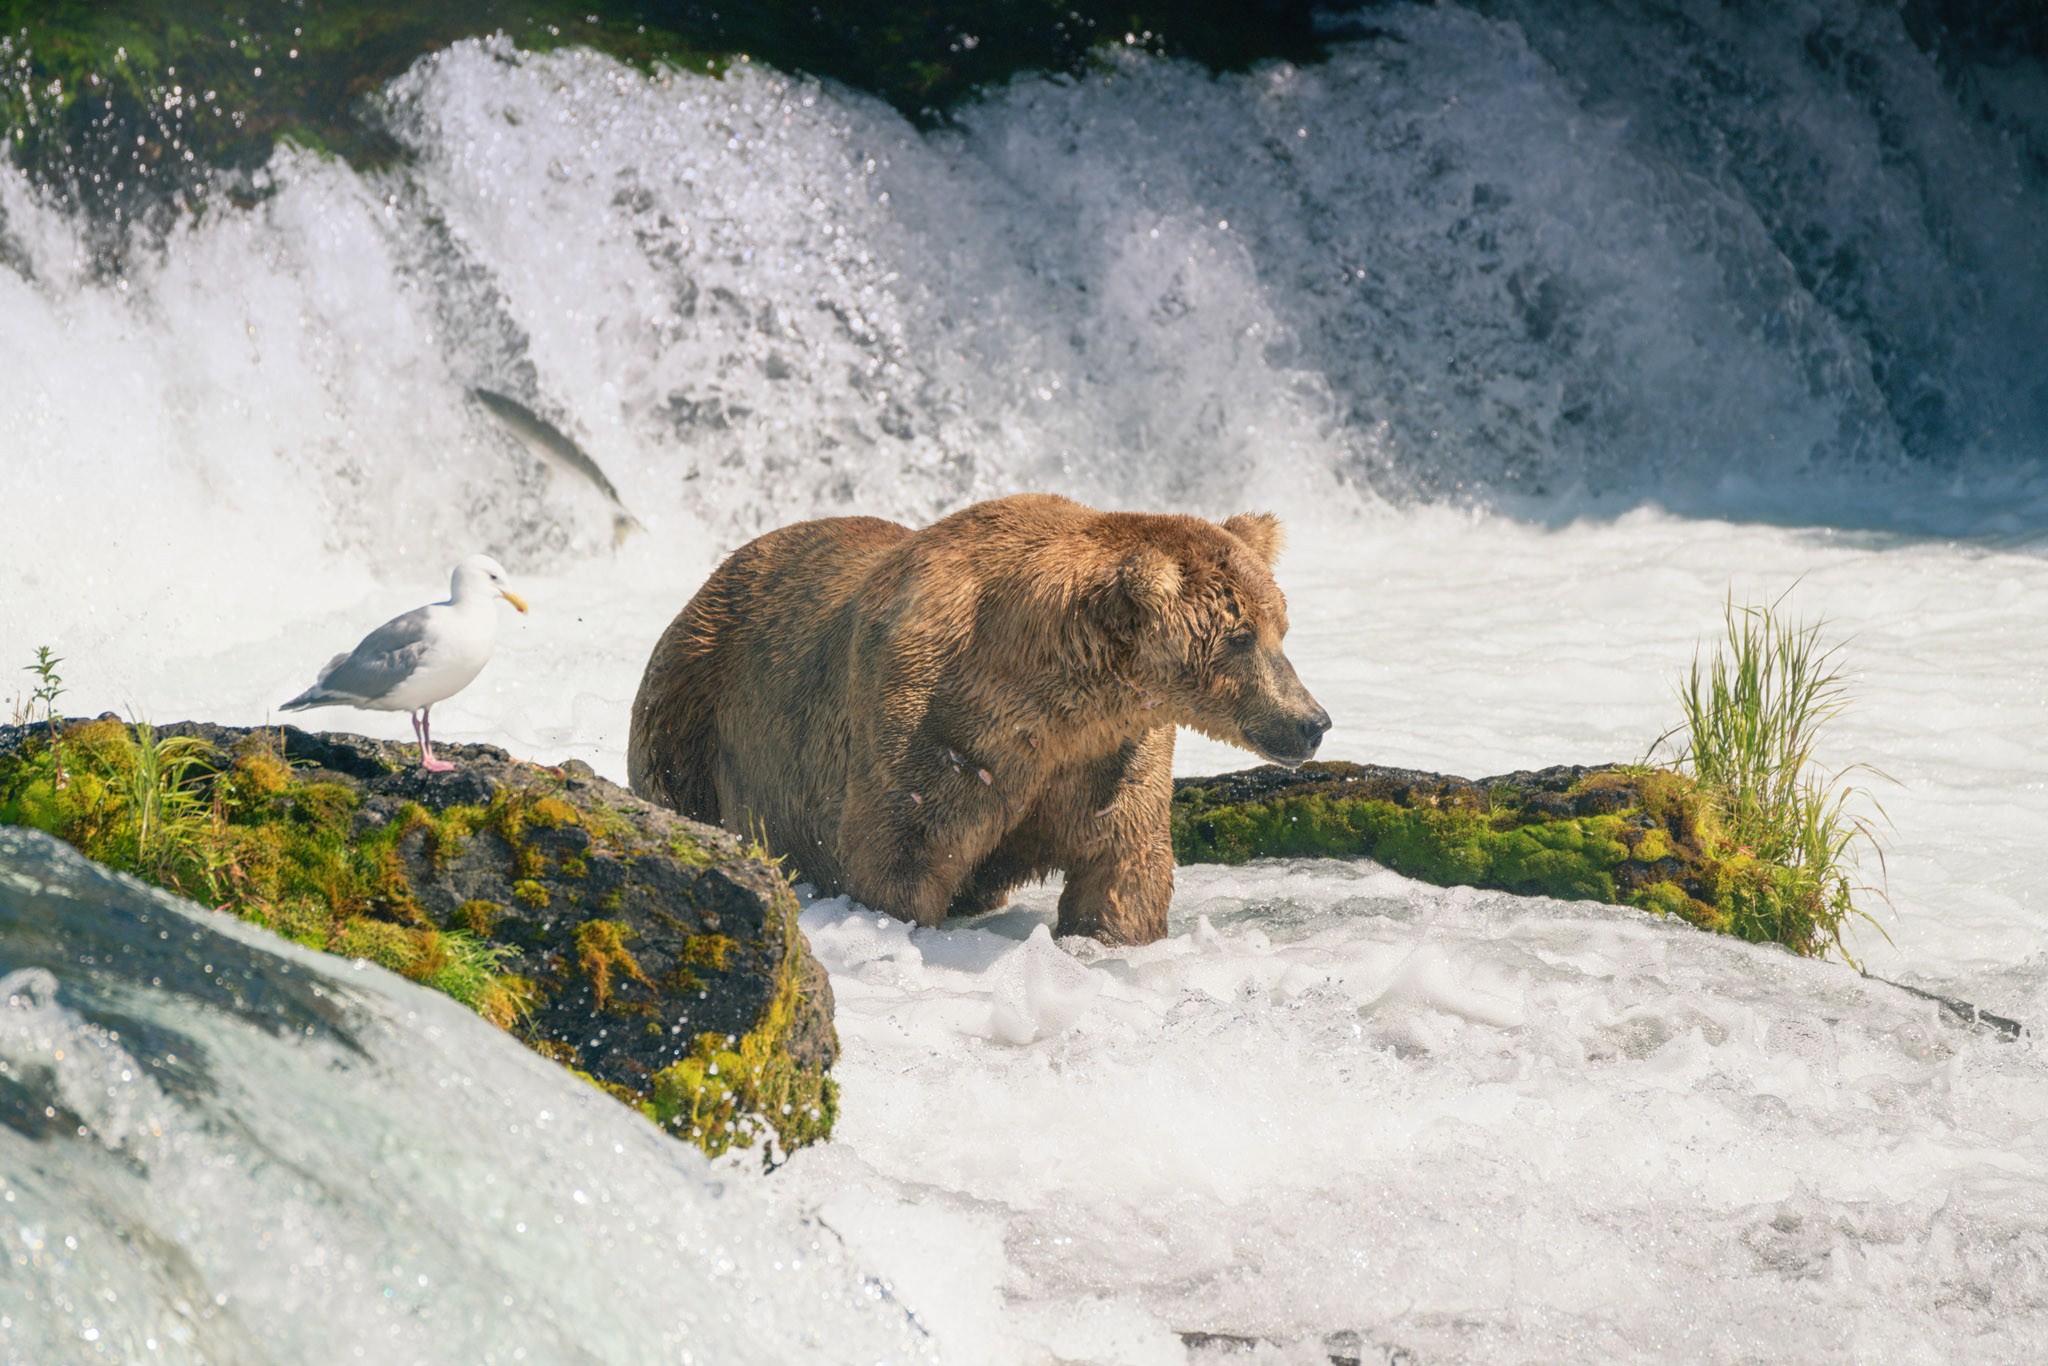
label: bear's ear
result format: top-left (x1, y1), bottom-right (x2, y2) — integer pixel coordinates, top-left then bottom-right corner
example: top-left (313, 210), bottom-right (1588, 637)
top-left (1116, 545), bottom-right (1184, 621)
top-left (1224, 512), bottom-right (1284, 568)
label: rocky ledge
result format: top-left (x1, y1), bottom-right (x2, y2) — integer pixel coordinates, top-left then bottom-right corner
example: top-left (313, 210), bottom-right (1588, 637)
top-left (1175, 761), bottom-right (1818, 955)
top-left (0, 718), bottom-right (835, 1162)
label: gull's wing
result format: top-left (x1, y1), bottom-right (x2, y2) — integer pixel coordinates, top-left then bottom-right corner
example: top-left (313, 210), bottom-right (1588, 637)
top-left (282, 606), bottom-right (440, 709)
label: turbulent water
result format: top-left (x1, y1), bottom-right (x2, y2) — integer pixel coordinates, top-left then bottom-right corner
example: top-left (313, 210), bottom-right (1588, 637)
top-left (4, 1), bottom-right (2048, 1360)
top-left (0, 829), bottom-right (932, 1363)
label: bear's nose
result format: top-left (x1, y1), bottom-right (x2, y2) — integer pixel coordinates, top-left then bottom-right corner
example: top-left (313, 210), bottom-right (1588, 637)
top-left (1298, 708), bottom-right (1331, 751)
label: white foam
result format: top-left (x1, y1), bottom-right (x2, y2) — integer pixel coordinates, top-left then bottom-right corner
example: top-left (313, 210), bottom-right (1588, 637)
top-left (780, 861), bottom-right (2048, 1361)
top-left (0, 858), bottom-right (932, 1363)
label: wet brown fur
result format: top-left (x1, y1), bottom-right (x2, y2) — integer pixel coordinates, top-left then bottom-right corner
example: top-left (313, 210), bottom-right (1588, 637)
top-left (627, 493), bottom-right (1326, 945)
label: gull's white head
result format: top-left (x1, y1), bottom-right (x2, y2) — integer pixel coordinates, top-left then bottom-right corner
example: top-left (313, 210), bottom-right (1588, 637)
top-left (450, 553), bottom-right (529, 613)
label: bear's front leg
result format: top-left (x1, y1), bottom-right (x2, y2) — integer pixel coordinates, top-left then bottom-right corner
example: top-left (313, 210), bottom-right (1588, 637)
top-left (840, 745), bottom-right (1016, 929)
top-left (1056, 831), bottom-right (1173, 945)
top-left (1053, 728), bottom-right (1176, 945)
top-left (838, 795), bottom-right (969, 928)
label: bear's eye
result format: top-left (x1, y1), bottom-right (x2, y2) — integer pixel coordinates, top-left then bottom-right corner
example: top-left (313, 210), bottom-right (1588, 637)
top-left (1226, 630), bottom-right (1257, 654)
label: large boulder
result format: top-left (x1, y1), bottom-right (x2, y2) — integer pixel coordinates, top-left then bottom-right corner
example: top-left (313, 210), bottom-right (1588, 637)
top-left (0, 717), bottom-right (835, 1161)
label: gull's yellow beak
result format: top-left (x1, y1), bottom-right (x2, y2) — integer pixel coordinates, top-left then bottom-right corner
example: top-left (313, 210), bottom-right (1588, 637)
top-left (501, 589), bottom-right (530, 614)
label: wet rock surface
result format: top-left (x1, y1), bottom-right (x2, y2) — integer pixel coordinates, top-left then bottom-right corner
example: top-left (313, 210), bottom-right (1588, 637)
top-left (0, 719), bottom-right (837, 1159)
top-left (1171, 758), bottom-right (1698, 905)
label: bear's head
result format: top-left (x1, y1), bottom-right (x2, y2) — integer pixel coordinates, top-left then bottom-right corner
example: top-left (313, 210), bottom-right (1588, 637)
top-left (1094, 510), bottom-right (1331, 767)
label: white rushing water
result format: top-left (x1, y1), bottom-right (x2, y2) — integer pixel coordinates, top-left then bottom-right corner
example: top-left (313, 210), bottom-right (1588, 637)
top-left (0, 831), bottom-right (933, 1364)
top-left (3, 1), bottom-right (2047, 1359)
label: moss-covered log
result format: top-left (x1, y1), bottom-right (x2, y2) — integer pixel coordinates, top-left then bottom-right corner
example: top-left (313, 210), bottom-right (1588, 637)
top-left (0, 717), bottom-right (834, 1163)
top-left (1173, 760), bottom-right (1856, 958)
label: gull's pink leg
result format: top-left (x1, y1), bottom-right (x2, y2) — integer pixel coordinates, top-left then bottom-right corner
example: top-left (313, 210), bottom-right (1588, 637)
top-left (419, 706), bottom-right (455, 773)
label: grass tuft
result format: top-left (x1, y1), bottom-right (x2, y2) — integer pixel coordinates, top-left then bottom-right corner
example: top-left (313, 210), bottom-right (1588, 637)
top-left (424, 931), bottom-right (523, 1019)
top-left (1660, 590), bottom-right (1891, 961)
top-left (122, 722), bottom-right (223, 893)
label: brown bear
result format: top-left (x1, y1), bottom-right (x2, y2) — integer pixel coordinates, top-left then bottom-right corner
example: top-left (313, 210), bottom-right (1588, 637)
top-left (627, 493), bottom-right (1329, 945)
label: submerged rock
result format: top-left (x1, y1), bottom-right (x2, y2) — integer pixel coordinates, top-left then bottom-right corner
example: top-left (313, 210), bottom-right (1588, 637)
top-left (1174, 760), bottom-right (2027, 1038)
top-left (1174, 761), bottom-right (1817, 955)
top-left (0, 718), bottom-right (835, 1161)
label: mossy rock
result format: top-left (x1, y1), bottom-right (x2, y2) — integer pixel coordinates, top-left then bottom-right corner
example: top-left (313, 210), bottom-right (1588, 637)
top-left (1172, 760), bottom-right (1840, 957)
top-left (0, 716), bottom-right (835, 1163)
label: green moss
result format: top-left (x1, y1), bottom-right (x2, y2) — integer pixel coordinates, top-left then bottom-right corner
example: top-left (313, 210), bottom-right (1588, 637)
top-left (477, 974), bottom-right (541, 1029)
top-left (0, 719), bottom-right (223, 897)
top-left (1171, 790), bottom-right (1624, 897)
top-left (1491, 828), bottom-right (1617, 901)
top-left (646, 884), bottom-right (836, 1164)
top-left (667, 830), bottom-right (716, 868)
top-left (230, 745), bottom-right (292, 796)
top-left (368, 844), bottom-right (425, 923)
top-left (1631, 827), bottom-right (1675, 863)
top-left (456, 898), bottom-right (504, 935)
top-left (330, 915), bottom-right (429, 975)
top-left (580, 803), bottom-right (644, 850)
top-left (1700, 851), bottom-right (1837, 952)
top-left (0, 764), bottom-right (69, 838)
top-left (680, 933), bottom-right (739, 971)
top-left (423, 931), bottom-right (516, 1011)
top-left (512, 878), bottom-right (550, 909)
top-left (524, 795), bottom-right (580, 829)
top-left (395, 799), bottom-right (482, 868)
top-left (573, 919), bottom-right (650, 1011)
top-left (559, 853), bottom-right (589, 879)
top-left (478, 785), bottom-right (581, 880)
top-left (266, 897), bottom-right (336, 949)
top-left (1628, 879), bottom-right (1706, 924)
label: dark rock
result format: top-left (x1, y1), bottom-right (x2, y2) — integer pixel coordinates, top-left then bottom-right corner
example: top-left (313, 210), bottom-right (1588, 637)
top-left (0, 719), bottom-right (837, 1161)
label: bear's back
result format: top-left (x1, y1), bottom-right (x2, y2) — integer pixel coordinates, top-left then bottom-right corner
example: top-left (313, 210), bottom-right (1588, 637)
top-left (627, 513), bottom-right (913, 841)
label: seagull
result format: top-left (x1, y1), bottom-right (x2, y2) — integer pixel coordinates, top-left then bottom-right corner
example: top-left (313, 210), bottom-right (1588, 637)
top-left (281, 554), bottom-right (529, 772)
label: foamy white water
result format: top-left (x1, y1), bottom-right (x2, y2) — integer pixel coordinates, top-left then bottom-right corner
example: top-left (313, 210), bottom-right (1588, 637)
top-left (787, 866), bottom-right (2048, 1363)
top-left (4, 2), bottom-right (2048, 1359)
top-left (0, 831), bottom-right (933, 1363)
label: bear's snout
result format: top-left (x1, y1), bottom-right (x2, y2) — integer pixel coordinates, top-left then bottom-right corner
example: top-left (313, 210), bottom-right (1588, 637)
top-left (1243, 701), bottom-right (1330, 768)
top-left (1236, 642), bottom-right (1331, 767)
